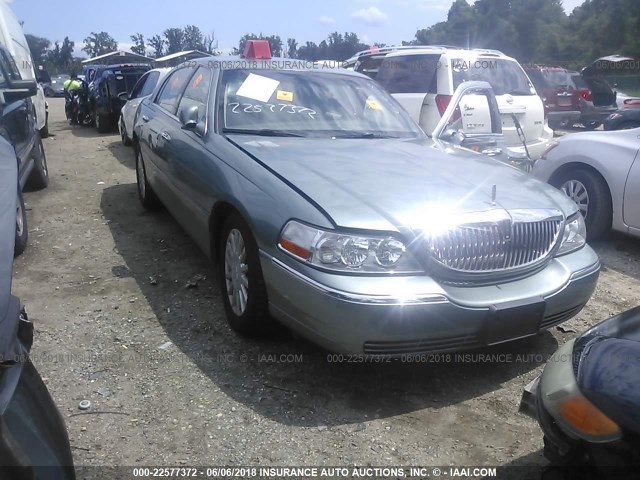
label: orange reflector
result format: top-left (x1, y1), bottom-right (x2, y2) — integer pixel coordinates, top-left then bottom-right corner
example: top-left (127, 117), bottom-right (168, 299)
top-left (280, 238), bottom-right (310, 260)
top-left (559, 395), bottom-right (621, 437)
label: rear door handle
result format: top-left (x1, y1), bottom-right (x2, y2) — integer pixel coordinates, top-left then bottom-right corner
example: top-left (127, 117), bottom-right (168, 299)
top-left (141, 115), bottom-right (150, 122)
top-left (160, 132), bottom-right (171, 141)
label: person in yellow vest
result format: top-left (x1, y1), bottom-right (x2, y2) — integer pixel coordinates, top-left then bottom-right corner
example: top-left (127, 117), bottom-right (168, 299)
top-left (63, 73), bottom-right (83, 93)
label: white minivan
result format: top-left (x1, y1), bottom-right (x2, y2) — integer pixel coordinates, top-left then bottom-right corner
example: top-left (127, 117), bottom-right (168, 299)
top-left (351, 46), bottom-right (553, 160)
top-left (0, 1), bottom-right (48, 137)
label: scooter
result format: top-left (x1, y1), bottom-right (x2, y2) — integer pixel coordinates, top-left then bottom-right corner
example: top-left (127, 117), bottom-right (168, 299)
top-left (520, 307), bottom-right (640, 479)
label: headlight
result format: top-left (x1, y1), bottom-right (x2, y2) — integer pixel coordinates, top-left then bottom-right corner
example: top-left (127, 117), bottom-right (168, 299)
top-left (540, 340), bottom-right (622, 442)
top-left (278, 220), bottom-right (421, 273)
top-left (556, 214), bottom-right (586, 256)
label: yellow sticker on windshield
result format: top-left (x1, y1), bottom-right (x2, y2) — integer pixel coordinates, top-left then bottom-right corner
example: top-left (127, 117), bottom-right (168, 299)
top-left (277, 90), bottom-right (294, 102)
top-left (366, 99), bottom-right (382, 110)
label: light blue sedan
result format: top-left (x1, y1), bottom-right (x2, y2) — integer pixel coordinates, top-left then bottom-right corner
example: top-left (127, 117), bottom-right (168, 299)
top-left (133, 55), bottom-right (600, 355)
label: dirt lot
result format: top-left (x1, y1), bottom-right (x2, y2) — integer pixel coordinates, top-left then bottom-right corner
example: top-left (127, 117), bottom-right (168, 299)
top-left (13, 99), bottom-right (640, 474)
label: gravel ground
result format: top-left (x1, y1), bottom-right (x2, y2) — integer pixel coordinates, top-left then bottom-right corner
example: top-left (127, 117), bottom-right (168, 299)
top-left (12, 99), bottom-right (640, 475)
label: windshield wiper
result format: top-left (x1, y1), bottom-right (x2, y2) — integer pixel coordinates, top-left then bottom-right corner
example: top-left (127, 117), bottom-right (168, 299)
top-left (331, 132), bottom-right (399, 139)
top-left (222, 128), bottom-right (305, 137)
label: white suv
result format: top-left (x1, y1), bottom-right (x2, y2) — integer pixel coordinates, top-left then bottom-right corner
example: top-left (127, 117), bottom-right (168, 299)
top-left (350, 46), bottom-right (553, 160)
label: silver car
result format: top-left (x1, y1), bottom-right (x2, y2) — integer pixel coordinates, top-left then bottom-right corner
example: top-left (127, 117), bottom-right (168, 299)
top-left (533, 128), bottom-right (640, 240)
top-left (118, 68), bottom-right (170, 146)
top-left (133, 55), bottom-right (600, 355)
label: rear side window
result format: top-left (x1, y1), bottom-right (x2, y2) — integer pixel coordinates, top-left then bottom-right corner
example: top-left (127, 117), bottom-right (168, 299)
top-left (177, 67), bottom-right (212, 124)
top-left (140, 71), bottom-right (160, 97)
top-left (155, 67), bottom-right (194, 115)
top-left (375, 54), bottom-right (440, 94)
top-left (355, 56), bottom-right (385, 79)
top-left (130, 72), bottom-right (150, 99)
top-left (452, 58), bottom-right (535, 96)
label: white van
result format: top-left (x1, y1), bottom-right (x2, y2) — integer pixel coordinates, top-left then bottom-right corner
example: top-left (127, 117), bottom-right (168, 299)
top-left (0, 1), bottom-right (48, 137)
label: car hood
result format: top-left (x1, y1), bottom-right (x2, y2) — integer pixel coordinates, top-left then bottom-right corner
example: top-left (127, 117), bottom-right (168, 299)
top-left (228, 135), bottom-right (577, 231)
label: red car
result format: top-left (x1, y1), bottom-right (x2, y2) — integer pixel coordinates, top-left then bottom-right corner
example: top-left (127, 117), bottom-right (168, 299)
top-left (524, 65), bottom-right (581, 129)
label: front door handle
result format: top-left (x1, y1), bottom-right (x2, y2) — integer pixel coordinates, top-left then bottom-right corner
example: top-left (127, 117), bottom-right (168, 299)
top-left (160, 132), bottom-right (171, 141)
top-left (141, 115), bottom-right (150, 122)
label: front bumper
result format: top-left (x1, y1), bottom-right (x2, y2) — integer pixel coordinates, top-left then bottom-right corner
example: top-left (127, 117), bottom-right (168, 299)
top-left (262, 245), bottom-right (600, 355)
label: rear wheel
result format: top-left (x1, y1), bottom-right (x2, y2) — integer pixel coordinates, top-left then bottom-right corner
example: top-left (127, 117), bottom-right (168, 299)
top-left (39, 111), bottom-right (49, 138)
top-left (119, 115), bottom-right (131, 146)
top-left (217, 212), bottom-right (273, 337)
top-left (25, 135), bottom-right (49, 191)
top-left (583, 121), bottom-right (601, 130)
top-left (95, 110), bottom-right (110, 133)
top-left (135, 142), bottom-right (160, 209)
top-left (552, 168), bottom-right (612, 240)
top-left (14, 190), bottom-right (28, 257)
top-left (617, 121), bottom-right (640, 130)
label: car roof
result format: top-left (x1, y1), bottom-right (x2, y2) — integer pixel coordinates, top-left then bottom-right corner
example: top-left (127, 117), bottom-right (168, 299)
top-left (347, 45), bottom-right (510, 61)
top-left (187, 55), bottom-right (367, 78)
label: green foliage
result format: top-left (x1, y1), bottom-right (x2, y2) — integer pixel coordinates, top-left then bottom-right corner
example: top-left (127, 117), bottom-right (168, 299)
top-left (130, 33), bottom-right (146, 56)
top-left (235, 33), bottom-right (284, 57)
top-left (82, 31), bottom-right (118, 58)
top-left (403, 0), bottom-right (640, 69)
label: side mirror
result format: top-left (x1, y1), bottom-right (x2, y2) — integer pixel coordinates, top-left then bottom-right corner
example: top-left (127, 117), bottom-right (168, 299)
top-left (118, 91), bottom-right (130, 101)
top-left (1, 80), bottom-right (37, 104)
top-left (180, 105), bottom-right (200, 131)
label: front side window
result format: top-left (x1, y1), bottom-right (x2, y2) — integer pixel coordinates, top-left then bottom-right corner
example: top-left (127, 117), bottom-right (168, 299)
top-left (177, 67), bottom-right (212, 124)
top-left (453, 58), bottom-right (536, 96)
top-left (155, 67), bottom-right (194, 115)
top-left (218, 69), bottom-right (424, 138)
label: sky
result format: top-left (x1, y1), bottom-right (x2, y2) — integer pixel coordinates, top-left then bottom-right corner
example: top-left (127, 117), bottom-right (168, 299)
top-left (10, 0), bottom-right (587, 57)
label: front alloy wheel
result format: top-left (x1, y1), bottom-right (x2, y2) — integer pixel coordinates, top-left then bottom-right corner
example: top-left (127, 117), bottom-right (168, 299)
top-left (554, 168), bottom-right (612, 241)
top-left (14, 191), bottom-right (28, 257)
top-left (119, 115), bottom-right (131, 146)
top-left (224, 229), bottom-right (249, 316)
top-left (218, 213), bottom-right (272, 336)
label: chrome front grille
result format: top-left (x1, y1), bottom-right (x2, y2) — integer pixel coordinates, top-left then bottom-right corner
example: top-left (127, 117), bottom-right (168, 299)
top-left (428, 210), bottom-right (563, 274)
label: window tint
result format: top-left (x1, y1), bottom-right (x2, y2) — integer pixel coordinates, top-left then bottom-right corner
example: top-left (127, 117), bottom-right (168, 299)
top-left (375, 54), bottom-right (441, 94)
top-left (130, 72), bottom-right (150, 99)
top-left (177, 67), bottom-right (212, 124)
top-left (155, 67), bottom-right (194, 115)
top-left (355, 56), bottom-right (385, 79)
top-left (140, 71), bottom-right (160, 97)
top-left (0, 51), bottom-right (21, 81)
top-left (452, 58), bottom-right (535, 96)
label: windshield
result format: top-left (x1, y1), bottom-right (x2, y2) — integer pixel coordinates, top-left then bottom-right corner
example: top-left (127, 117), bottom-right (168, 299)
top-left (219, 69), bottom-right (424, 138)
top-left (453, 58), bottom-right (535, 96)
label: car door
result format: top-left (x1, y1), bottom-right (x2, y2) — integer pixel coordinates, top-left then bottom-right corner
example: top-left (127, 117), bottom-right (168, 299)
top-left (624, 144), bottom-right (640, 230)
top-left (140, 66), bottom-right (195, 207)
top-left (0, 50), bottom-right (31, 183)
top-left (122, 72), bottom-right (155, 134)
top-left (163, 66), bottom-right (214, 250)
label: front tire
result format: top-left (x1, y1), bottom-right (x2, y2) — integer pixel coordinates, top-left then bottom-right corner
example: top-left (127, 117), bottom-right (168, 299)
top-left (135, 142), bottom-right (160, 209)
top-left (552, 169), bottom-right (612, 240)
top-left (40, 111), bottom-right (49, 138)
top-left (15, 190), bottom-right (28, 257)
top-left (218, 212), bottom-right (272, 337)
top-left (25, 134), bottom-right (49, 191)
top-left (119, 115), bottom-right (131, 146)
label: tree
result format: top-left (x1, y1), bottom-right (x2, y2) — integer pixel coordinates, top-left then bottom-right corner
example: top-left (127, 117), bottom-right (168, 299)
top-left (164, 28), bottom-right (185, 54)
top-left (82, 32), bottom-right (118, 58)
top-left (149, 35), bottom-right (165, 58)
top-left (183, 25), bottom-right (204, 51)
top-left (203, 30), bottom-right (219, 54)
top-left (286, 38), bottom-right (298, 58)
top-left (130, 33), bottom-right (146, 56)
top-left (25, 34), bottom-right (50, 65)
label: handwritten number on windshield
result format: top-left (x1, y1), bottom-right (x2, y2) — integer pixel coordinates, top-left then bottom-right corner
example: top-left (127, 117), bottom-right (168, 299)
top-left (228, 103), bottom-right (316, 119)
